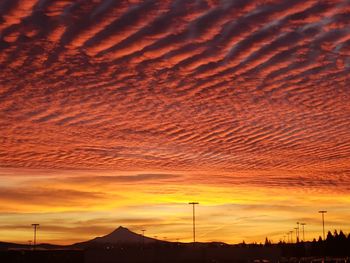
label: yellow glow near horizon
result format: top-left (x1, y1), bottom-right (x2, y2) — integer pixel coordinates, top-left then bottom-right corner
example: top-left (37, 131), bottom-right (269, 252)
top-left (1, 169), bottom-right (349, 245)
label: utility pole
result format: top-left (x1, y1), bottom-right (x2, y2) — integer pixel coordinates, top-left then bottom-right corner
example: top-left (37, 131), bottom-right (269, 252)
top-left (189, 202), bottom-right (199, 245)
top-left (300, 223), bottom-right (306, 241)
top-left (318, 211), bottom-right (327, 240)
top-left (31, 224), bottom-right (39, 250)
top-left (289, 230), bottom-right (294, 243)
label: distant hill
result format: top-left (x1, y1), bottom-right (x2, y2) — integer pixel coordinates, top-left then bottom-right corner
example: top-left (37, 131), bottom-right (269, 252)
top-left (0, 241), bottom-right (28, 250)
top-left (1, 226), bottom-right (228, 250)
top-left (0, 226), bottom-right (166, 250)
top-left (0, 241), bottom-right (66, 250)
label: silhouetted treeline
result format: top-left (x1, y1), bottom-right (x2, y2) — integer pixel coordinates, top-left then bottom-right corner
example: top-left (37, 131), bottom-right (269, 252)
top-left (277, 230), bottom-right (350, 257)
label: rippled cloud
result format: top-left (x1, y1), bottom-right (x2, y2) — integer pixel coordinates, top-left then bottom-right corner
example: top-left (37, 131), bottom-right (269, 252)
top-left (1, 0), bottom-right (350, 244)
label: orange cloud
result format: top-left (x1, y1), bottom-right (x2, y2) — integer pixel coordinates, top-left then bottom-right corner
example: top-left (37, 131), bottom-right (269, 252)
top-left (0, 0), bottom-right (350, 245)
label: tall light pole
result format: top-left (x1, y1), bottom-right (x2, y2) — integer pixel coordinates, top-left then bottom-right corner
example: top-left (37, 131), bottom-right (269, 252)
top-left (300, 223), bottom-right (306, 241)
top-left (189, 202), bottom-right (199, 245)
top-left (296, 222), bottom-right (300, 242)
top-left (290, 230), bottom-right (294, 243)
top-left (31, 224), bottom-right (39, 250)
top-left (319, 211), bottom-right (327, 240)
top-left (294, 228), bottom-right (298, 243)
top-left (286, 232), bottom-right (290, 243)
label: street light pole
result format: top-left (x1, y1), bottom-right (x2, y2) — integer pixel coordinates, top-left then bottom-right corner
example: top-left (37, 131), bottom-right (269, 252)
top-left (31, 224), bottom-right (39, 250)
top-left (189, 202), bottom-right (199, 245)
top-left (296, 222), bottom-right (300, 242)
top-left (300, 223), bottom-right (306, 241)
top-left (318, 211), bottom-right (327, 240)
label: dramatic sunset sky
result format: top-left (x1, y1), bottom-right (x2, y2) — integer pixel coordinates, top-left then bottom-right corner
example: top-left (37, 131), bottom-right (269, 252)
top-left (1, 0), bottom-right (350, 245)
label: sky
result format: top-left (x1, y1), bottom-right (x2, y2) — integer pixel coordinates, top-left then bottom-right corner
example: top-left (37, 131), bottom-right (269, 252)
top-left (0, 0), bottom-right (350, 245)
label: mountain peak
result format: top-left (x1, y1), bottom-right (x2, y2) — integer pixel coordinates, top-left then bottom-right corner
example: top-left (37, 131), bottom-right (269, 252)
top-left (90, 226), bottom-right (156, 244)
top-left (114, 226), bottom-right (128, 231)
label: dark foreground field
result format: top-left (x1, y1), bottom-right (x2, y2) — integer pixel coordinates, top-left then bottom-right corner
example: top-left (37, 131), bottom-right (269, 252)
top-left (0, 247), bottom-right (278, 263)
top-left (0, 246), bottom-right (349, 263)
top-left (0, 250), bottom-right (84, 263)
top-left (84, 245), bottom-right (280, 263)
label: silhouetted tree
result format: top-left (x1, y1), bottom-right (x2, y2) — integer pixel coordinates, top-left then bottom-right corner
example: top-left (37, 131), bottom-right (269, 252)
top-left (334, 230), bottom-right (339, 238)
top-left (264, 237), bottom-right (271, 247)
top-left (338, 230), bottom-right (346, 241)
top-left (326, 231), bottom-right (334, 242)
